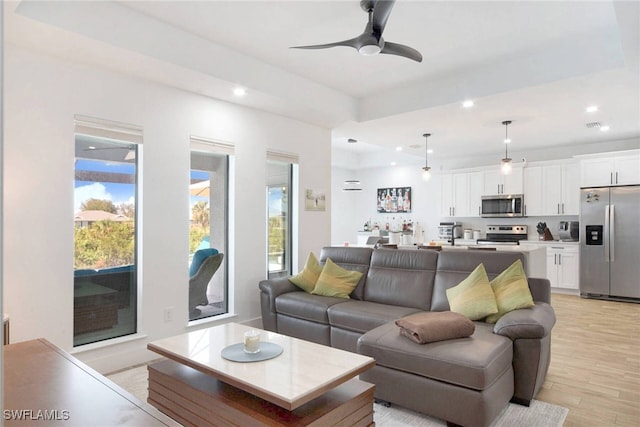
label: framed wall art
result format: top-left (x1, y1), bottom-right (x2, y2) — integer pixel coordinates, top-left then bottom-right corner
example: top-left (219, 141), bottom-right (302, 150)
top-left (305, 189), bottom-right (326, 211)
top-left (377, 187), bottom-right (411, 213)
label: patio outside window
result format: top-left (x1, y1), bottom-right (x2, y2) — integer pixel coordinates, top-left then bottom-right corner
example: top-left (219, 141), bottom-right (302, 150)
top-left (73, 116), bottom-right (141, 346)
top-left (189, 142), bottom-right (230, 321)
top-left (266, 151), bottom-right (298, 279)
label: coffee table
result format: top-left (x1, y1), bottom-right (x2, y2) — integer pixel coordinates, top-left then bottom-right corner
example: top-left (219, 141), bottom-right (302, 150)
top-left (147, 323), bottom-right (376, 426)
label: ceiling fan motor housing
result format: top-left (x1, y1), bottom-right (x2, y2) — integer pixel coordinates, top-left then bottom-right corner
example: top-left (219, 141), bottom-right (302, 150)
top-left (360, 0), bottom-right (376, 13)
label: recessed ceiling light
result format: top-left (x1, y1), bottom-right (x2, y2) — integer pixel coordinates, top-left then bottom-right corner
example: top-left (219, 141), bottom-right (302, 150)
top-left (504, 138), bottom-right (512, 144)
top-left (233, 87), bottom-right (247, 97)
top-left (600, 125), bottom-right (610, 132)
top-left (462, 100), bottom-right (475, 108)
top-left (395, 146), bottom-right (403, 151)
top-left (427, 149), bottom-right (434, 154)
top-left (586, 105), bottom-right (599, 113)
top-left (390, 162), bottom-right (397, 166)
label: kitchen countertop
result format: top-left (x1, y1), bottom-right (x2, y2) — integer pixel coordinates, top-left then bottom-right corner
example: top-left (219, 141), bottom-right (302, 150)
top-left (429, 239), bottom-right (579, 246)
top-left (523, 240), bottom-right (579, 245)
top-left (397, 243), bottom-right (545, 253)
top-left (440, 244), bottom-right (545, 253)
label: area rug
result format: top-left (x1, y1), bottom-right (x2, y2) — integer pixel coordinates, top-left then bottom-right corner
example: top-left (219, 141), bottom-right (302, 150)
top-left (373, 400), bottom-right (568, 426)
top-left (108, 365), bottom-right (568, 426)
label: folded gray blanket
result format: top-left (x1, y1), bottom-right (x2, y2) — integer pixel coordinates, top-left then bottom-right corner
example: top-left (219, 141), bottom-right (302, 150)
top-left (395, 311), bottom-right (475, 344)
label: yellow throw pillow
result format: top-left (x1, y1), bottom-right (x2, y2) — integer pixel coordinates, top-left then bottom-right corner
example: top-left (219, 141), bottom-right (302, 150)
top-left (446, 263), bottom-right (498, 320)
top-left (311, 258), bottom-right (363, 299)
top-left (289, 252), bottom-right (323, 293)
top-left (485, 259), bottom-right (534, 324)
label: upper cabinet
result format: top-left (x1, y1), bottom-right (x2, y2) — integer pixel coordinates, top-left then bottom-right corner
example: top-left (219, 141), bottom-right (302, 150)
top-left (524, 163), bottom-right (579, 216)
top-left (481, 166), bottom-right (523, 196)
top-left (560, 163), bottom-right (580, 215)
top-left (523, 166), bottom-right (543, 216)
top-left (580, 151), bottom-right (640, 187)
top-left (439, 151), bottom-right (637, 220)
top-left (441, 172), bottom-right (481, 217)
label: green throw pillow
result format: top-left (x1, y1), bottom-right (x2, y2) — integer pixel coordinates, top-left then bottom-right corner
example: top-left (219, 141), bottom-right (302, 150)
top-left (485, 259), bottom-right (534, 324)
top-left (446, 263), bottom-right (498, 320)
top-left (311, 258), bottom-right (363, 299)
top-left (289, 252), bottom-right (323, 293)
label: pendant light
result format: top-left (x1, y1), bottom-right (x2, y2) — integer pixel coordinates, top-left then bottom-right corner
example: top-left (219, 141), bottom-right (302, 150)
top-left (422, 133), bottom-right (431, 181)
top-left (501, 120), bottom-right (512, 175)
top-left (343, 138), bottom-right (363, 191)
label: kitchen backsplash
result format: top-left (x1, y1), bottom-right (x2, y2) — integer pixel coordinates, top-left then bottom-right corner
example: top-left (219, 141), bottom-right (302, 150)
top-left (444, 215), bottom-right (580, 241)
top-left (361, 213), bottom-right (579, 242)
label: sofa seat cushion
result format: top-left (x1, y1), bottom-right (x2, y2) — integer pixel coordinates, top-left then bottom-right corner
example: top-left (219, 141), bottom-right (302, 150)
top-left (357, 321), bottom-right (513, 391)
top-left (328, 301), bottom-right (424, 334)
top-left (275, 292), bottom-right (348, 324)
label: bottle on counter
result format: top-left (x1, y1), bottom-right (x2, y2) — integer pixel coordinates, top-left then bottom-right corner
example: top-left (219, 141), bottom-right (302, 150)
top-left (413, 222), bottom-right (424, 245)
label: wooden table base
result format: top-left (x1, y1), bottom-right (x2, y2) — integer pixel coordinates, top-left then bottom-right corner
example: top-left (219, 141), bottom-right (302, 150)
top-left (148, 359), bottom-right (375, 427)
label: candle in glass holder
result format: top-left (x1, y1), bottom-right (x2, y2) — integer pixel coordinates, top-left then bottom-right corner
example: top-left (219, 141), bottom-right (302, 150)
top-left (243, 330), bottom-right (261, 354)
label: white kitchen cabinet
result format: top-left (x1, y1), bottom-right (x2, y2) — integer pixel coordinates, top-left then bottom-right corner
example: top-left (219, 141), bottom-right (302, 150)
top-left (523, 163), bottom-right (579, 216)
top-left (543, 163), bottom-right (580, 215)
top-left (441, 173), bottom-right (454, 217)
top-left (441, 172), bottom-right (480, 217)
top-left (546, 245), bottom-right (579, 289)
top-left (467, 172), bottom-right (482, 217)
top-left (523, 166), bottom-right (543, 216)
top-left (561, 163), bottom-right (580, 214)
top-left (482, 166), bottom-right (523, 196)
top-left (580, 152), bottom-right (640, 187)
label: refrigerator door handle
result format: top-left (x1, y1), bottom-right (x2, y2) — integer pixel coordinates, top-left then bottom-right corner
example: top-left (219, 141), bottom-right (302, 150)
top-left (604, 204), bottom-right (610, 262)
top-left (610, 204), bottom-right (615, 262)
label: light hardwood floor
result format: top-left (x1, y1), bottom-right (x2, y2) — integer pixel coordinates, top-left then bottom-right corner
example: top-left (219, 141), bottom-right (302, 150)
top-left (108, 293), bottom-right (638, 426)
top-left (537, 293), bottom-right (640, 426)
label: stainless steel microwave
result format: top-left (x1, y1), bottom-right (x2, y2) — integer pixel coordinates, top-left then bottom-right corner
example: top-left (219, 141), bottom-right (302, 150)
top-left (481, 194), bottom-right (524, 217)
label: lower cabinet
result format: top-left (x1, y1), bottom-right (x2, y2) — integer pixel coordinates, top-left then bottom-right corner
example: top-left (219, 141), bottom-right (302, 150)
top-left (546, 245), bottom-right (579, 289)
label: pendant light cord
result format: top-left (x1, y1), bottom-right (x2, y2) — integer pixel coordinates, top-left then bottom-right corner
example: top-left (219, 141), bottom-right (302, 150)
top-left (423, 133), bottom-right (430, 168)
top-left (502, 120), bottom-right (512, 160)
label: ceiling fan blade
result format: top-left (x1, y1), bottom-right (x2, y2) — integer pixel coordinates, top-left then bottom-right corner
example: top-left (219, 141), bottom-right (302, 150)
top-left (380, 41), bottom-right (423, 62)
top-left (371, 0), bottom-right (396, 35)
top-left (290, 37), bottom-right (360, 51)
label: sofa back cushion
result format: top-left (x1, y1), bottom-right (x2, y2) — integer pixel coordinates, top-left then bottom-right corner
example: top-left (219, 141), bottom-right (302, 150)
top-left (431, 251), bottom-right (526, 312)
top-left (319, 247), bottom-right (373, 300)
top-left (364, 249), bottom-right (438, 310)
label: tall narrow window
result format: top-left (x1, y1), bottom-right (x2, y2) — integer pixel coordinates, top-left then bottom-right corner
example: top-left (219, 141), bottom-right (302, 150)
top-left (267, 151), bottom-right (298, 279)
top-left (189, 137), bottom-right (232, 321)
top-left (73, 116), bottom-right (141, 346)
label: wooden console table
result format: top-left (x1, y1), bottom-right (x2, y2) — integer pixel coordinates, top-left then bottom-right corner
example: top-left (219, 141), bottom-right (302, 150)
top-left (3, 338), bottom-right (180, 426)
top-left (3, 313), bottom-right (9, 345)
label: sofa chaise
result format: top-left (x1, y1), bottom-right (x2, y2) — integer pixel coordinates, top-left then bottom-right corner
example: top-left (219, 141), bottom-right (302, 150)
top-left (259, 247), bottom-right (556, 427)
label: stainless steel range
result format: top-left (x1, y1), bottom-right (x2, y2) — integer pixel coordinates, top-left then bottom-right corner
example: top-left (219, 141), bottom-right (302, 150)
top-left (477, 225), bottom-right (528, 245)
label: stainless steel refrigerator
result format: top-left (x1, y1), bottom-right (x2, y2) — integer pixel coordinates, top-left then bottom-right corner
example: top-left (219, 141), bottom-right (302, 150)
top-left (580, 185), bottom-right (640, 301)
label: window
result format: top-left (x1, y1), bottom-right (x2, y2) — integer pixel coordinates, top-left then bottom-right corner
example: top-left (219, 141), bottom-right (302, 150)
top-left (267, 151), bottom-right (298, 279)
top-left (189, 137), bottom-right (231, 321)
top-left (73, 116), bottom-right (141, 346)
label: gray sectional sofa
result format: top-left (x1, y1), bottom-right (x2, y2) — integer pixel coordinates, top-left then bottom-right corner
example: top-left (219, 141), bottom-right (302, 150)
top-left (259, 247), bottom-right (556, 427)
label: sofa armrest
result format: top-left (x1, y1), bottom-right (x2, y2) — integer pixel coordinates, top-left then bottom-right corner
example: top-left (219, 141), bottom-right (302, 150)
top-left (259, 277), bottom-right (299, 311)
top-left (527, 277), bottom-right (551, 304)
top-left (492, 302), bottom-right (556, 340)
top-left (259, 277), bottom-right (300, 332)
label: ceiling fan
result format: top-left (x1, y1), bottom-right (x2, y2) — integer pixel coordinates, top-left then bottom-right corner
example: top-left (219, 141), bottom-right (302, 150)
top-left (291, 0), bottom-right (422, 63)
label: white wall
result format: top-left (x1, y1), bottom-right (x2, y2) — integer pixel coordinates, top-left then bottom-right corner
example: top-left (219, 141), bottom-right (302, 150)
top-left (331, 165), bottom-right (443, 245)
top-left (3, 45), bottom-right (331, 372)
